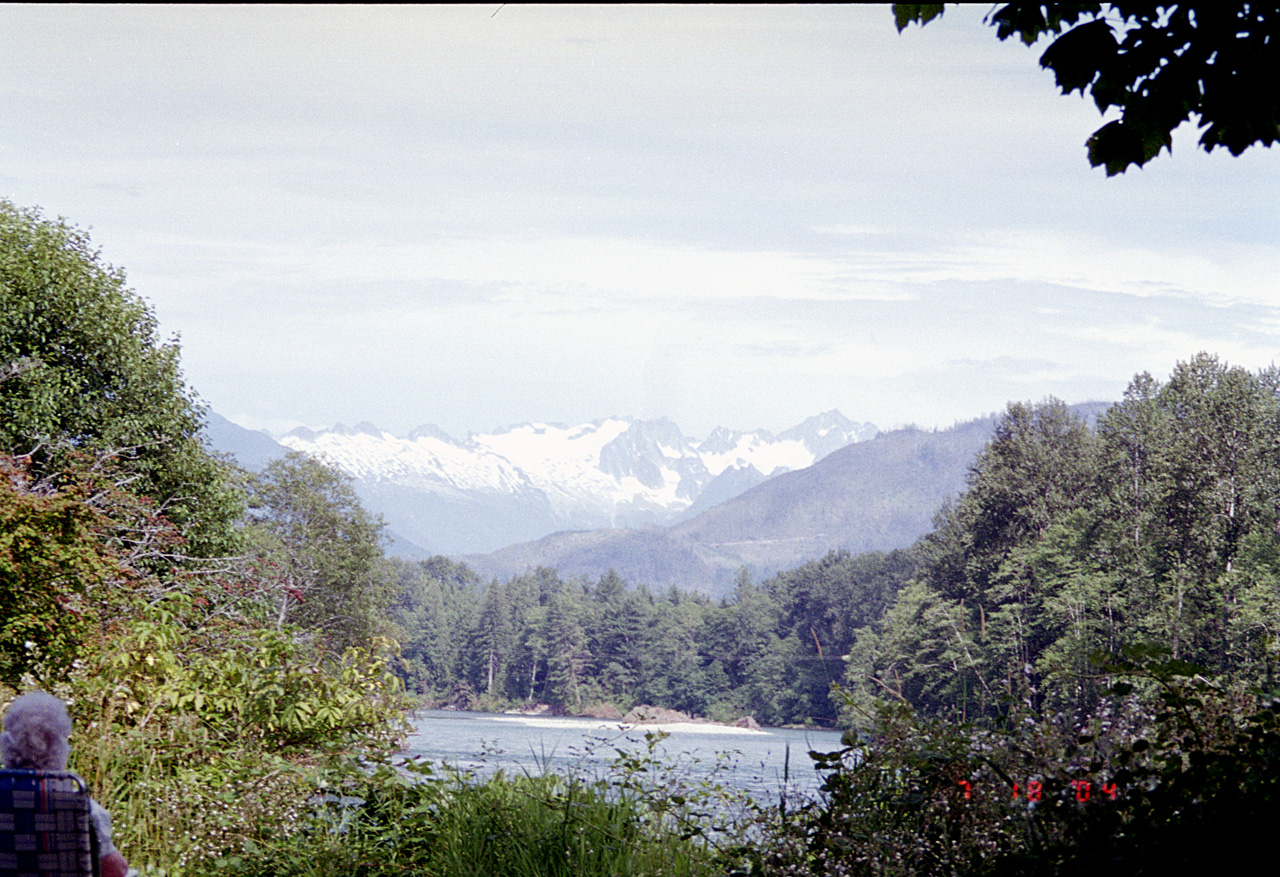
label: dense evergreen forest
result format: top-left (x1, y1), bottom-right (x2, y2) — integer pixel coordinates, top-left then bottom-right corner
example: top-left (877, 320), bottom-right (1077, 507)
top-left (6, 197), bottom-right (1280, 874)
top-left (391, 353), bottom-right (1280, 734)
top-left (390, 549), bottom-right (915, 726)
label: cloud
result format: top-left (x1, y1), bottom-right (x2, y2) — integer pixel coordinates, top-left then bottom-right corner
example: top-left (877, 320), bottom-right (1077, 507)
top-left (813, 224), bottom-right (898, 236)
top-left (155, 223), bottom-right (1280, 328)
top-left (3, 5), bottom-right (1276, 440)
top-left (835, 230), bottom-right (1280, 310)
top-left (129, 232), bottom-right (931, 321)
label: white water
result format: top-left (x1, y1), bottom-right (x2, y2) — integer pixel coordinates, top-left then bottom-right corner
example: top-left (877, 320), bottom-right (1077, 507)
top-left (402, 709), bottom-right (848, 802)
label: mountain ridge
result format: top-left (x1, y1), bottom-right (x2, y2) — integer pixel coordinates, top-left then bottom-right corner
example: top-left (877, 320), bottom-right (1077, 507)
top-left (206, 402), bottom-right (1111, 597)
top-left (459, 402), bottom-right (1112, 597)
top-left (208, 409), bottom-right (878, 556)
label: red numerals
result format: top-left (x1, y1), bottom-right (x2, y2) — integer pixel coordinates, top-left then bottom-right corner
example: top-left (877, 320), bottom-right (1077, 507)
top-left (958, 778), bottom-right (1119, 803)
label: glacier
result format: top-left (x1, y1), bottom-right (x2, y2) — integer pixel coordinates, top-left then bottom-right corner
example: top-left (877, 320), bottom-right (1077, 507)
top-left (276, 411), bottom-right (877, 555)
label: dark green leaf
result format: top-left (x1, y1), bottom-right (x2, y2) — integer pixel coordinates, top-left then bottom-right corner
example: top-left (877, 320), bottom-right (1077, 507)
top-left (1087, 119), bottom-right (1149, 175)
top-left (1039, 18), bottom-right (1117, 95)
top-left (892, 4), bottom-right (945, 33)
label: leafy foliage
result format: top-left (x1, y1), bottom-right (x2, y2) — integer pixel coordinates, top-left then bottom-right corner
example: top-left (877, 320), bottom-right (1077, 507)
top-left (66, 597), bottom-right (407, 872)
top-left (747, 655), bottom-right (1280, 876)
top-left (0, 200), bottom-right (242, 555)
top-left (247, 451), bottom-right (395, 655)
top-left (0, 452), bottom-right (408, 873)
top-left (97, 598), bottom-right (405, 752)
top-left (0, 444), bottom-right (408, 873)
top-left (847, 355), bottom-right (1280, 725)
top-left (0, 200), bottom-right (418, 875)
top-left (0, 455), bottom-right (114, 688)
top-left (895, 4), bottom-right (1280, 174)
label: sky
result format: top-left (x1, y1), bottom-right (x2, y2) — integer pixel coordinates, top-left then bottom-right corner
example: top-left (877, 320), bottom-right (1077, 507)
top-left (2, 5), bottom-right (1277, 439)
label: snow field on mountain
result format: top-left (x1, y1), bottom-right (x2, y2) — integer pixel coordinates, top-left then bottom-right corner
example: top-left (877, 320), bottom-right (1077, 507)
top-left (279, 428), bottom-right (530, 495)
top-left (276, 412), bottom-right (876, 531)
top-left (697, 433), bottom-right (813, 477)
top-left (473, 420), bottom-right (635, 502)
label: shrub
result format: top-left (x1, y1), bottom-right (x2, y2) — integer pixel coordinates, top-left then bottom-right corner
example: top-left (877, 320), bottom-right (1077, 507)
top-left (742, 654), bottom-right (1280, 876)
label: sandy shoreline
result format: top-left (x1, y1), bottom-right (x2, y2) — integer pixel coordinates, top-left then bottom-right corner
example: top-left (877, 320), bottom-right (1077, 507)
top-left (483, 714), bottom-right (771, 736)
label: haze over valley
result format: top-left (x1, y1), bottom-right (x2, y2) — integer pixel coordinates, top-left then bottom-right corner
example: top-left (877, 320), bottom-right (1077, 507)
top-left (208, 401), bottom-right (1107, 596)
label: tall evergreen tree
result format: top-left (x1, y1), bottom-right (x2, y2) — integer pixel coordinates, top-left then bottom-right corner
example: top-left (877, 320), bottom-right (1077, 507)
top-left (544, 587), bottom-right (588, 708)
top-left (473, 580), bottom-right (515, 695)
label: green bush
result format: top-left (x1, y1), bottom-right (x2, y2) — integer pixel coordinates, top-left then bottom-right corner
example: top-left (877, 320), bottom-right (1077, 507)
top-left (742, 656), bottom-right (1280, 876)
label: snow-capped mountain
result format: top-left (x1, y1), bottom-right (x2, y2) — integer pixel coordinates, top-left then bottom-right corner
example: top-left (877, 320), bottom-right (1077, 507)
top-left (272, 411), bottom-right (877, 555)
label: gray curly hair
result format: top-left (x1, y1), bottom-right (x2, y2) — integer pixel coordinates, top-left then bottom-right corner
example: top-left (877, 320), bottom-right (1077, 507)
top-left (1, 691), bottom-right (72, 770)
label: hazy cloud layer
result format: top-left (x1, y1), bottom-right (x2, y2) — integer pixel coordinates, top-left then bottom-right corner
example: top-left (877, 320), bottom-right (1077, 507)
top-left (1, 5), bottom-right (1275, 436)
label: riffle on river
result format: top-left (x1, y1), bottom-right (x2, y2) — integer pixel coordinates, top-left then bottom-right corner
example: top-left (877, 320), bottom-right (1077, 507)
top-left (402, 709), bottom-right (848, 803)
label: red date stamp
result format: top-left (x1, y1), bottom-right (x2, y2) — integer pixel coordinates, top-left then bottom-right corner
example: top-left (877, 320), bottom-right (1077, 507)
top-left (956, 779), bottom-right (1118, 802)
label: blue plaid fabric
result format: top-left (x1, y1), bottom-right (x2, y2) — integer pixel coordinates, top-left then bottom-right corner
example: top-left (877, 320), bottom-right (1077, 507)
top-left (0, 770), bottom-right (97, 877)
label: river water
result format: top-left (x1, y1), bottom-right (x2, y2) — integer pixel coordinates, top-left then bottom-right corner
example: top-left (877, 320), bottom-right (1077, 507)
top-left (402, 709), bottom-right (848, 804)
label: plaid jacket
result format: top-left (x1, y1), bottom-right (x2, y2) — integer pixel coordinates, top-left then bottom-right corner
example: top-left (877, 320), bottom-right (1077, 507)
top-left (0, 770), bottom-right (98, 877)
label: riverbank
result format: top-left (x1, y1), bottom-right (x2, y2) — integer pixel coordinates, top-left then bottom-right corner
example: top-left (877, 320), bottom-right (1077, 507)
top-left (425, 691), bottom-right (772, 732)
top-left (403, 709), bottom-right (846, 802)
top-left (472, 711), bottom-right (769, 737)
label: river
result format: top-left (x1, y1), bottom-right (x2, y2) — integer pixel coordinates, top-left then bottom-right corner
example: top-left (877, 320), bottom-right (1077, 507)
top-left (402, 709), bottom-right (849, 804)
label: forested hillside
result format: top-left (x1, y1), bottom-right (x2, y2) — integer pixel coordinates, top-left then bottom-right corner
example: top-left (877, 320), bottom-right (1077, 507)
top-left (843, 355), bottom-right (1280, 724)
top-left (390, 550), bottom-right (916, 726)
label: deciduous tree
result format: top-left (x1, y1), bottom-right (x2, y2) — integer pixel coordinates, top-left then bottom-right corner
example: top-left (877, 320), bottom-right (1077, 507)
top-left (0, 455), bottom-right (113, 687)
top-left (0, 201), bottom-right (242, 555)
top-left (247, 451), bottom-right (393, 654)
top-left (896, 4), bottom-right (1280, 174)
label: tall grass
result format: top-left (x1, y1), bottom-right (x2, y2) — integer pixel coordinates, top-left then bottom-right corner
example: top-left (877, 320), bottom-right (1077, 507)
top-left (221, 761), bottom-right (721, 877)
top-left (70, 714), bottom-right (728, 877)
top-left (60, 672), bottom-right (746, 877)
top-left (70, 701), bottom-right (313, 876)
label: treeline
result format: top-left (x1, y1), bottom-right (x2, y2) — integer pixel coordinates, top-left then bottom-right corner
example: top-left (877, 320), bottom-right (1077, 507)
top-left (390, 549), bottom-right (915, 726)
top-left (393, 353), bottom-right (1280, 731)
top-left (843, 353), bottom-right (1280, 723)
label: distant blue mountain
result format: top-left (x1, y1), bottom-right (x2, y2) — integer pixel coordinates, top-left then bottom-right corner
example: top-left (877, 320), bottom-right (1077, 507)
top-left (201, 411), bottom-right (289, 471)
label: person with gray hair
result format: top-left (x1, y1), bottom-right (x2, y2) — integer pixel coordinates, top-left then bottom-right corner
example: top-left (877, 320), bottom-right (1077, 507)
top-left (2, 691), bottom-right (133, 877)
